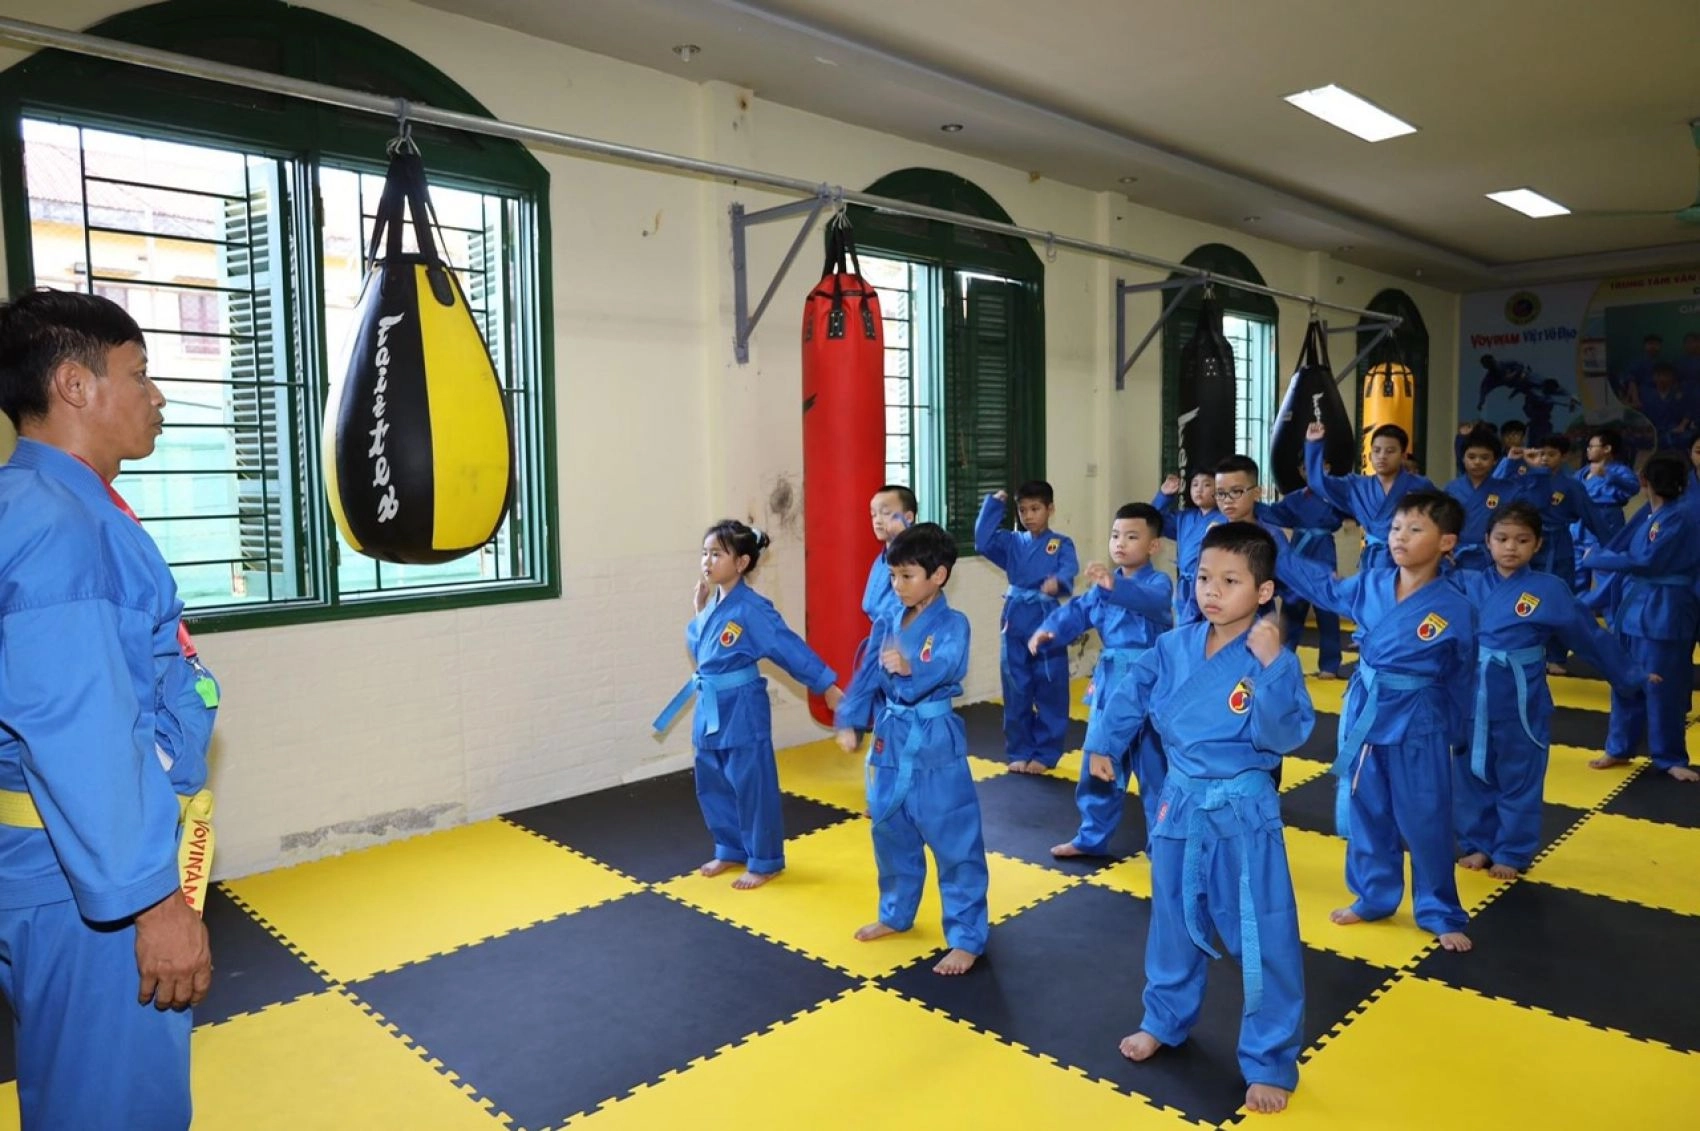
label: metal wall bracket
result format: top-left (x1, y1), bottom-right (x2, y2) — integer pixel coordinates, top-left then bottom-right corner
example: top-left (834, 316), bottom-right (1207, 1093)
top-left (1114, 276), bottom-right (1202, 390)
top-left (730, 193), bottom-right (830, 364)
top-left (1332, 323), bottom-right (1396, 388)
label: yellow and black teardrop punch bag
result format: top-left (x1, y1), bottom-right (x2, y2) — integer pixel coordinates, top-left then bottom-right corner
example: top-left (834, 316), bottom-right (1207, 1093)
top-left (322, 139), bottom-right (512, 564)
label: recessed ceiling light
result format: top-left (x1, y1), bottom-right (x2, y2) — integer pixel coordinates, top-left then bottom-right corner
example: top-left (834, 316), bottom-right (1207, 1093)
top-left (1485, 187), bottom-right (1570, 218)
top-left (939, 123), bottom-right (964, 133)
top-left (1118, 176), bottom-right (1137, 184)
top-left (672, 44), bottom-right (701, 62)
top-left (1242, 215), bottom-right (1261, 224)
top-left (813, 55), bottom-right (838, 66)
top-left (1283, 84), bottom-right (1417, 143)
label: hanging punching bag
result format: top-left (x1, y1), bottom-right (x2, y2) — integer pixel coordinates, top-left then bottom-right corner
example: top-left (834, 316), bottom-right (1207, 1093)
top-left (1270, 320), bottom-right (1355, 493)
top-left (801, 217), bottom-right (884, 725)
top-left (1175, 293), bottom-right (1238, 484)
top-left (322, 144), bottom-right (512, 565)
top-left (1360, 361), bottom-right (1417, 475)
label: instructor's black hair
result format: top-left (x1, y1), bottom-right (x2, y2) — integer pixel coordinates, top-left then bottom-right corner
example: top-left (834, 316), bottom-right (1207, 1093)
top-left (0, 288), bottom-right (145, 428)
top-left (886, 522), bottom-right (958, 583)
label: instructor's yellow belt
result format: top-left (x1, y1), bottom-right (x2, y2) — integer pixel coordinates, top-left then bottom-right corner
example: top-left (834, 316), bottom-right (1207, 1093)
top-left (0, 788), bottom-right (216, 915)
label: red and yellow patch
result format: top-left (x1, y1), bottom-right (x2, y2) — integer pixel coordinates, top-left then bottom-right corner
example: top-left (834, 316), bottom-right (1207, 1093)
top-left (1649, 521), bottom-right (1662, 543)
top-left (919, 635), bottom-right (934, 663)
top-left (1157, 801), bottom-right (1169, 824)
top-left (1551, 490), bottom-right (1566, 506)
top-left (1514, 592), bottom-right (1540, 618)
top-left (1485, 493), bottom-right (1500, 509)
top-left (1228, 680), bottom-right (1251, 714)
top-left (1417, 612), bottom-right (1449, 641)
top-left (718, 622), bottom-right (744, 648)
top-left (1045, 537), bottom-right (1061, 555)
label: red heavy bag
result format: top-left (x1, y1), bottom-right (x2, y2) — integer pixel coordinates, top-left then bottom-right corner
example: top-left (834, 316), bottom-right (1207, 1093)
top-left (801, 217), bottom-right (884, 725)
top-left (1270, 319), bottom-right (1356, 494)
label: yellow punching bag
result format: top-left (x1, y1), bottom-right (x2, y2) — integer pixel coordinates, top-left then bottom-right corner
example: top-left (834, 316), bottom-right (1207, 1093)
top-left (322, 144), bottom-right (511, 564)
top-left (1360, 362), bottom-right (1416, 474)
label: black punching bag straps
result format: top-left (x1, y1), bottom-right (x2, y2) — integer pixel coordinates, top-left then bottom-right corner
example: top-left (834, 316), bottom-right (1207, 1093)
top-left (819, 215), bottom-right (876, 342)
top-left (367, 148), bottom-right (456, 307)
top-left (1270, 317), bottom-right (1356, 492)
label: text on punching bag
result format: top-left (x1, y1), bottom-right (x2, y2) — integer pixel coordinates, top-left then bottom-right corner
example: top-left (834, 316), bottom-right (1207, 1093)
top-left (369, 312), bottom-right (404, 523)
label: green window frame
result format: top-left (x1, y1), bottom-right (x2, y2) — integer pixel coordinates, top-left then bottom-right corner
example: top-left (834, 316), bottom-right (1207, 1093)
top-left (1356, 289), bottom-right (1430, 468)
top-left (0, 0), bottom-right (558, 632)
top-left (847, 168), bottom-right (1045, 553)
top-left (1159, 243), bottom-right (1279, 481)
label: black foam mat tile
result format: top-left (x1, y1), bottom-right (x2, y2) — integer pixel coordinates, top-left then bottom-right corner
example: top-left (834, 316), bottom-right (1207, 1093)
top-left (958, 702), bottom-right (1087, 767)
top-left (973, 769), bottom-right (1146, 873)
top-left (1600, 768), bottom-right (1700, 829)
top-left (199, 885), bottom-right (331, 1026)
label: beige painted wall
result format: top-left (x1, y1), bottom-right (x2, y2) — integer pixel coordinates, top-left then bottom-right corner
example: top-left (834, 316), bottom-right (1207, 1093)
top-left (0, 0), bottom-right (1460, 878)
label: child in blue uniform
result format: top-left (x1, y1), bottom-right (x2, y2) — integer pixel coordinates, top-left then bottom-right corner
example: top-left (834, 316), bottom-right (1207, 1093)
top-left (1452, 503), bottom-right (1649, 878)
top-left (1211, 456), bottom-right (1291, 616)
top-left (976, 482), bottom-right (1079, 773)
top-left (1153, 471), bottom-right (1223, 624)
top-left (1027, 502), bottom-right (1173, 857)
top-left (1279, 448), bottom-right (1477, 953)
top-left (836, 523), bottom-right (988, 976)
top-left (863, 484), bottom-right (916, 630)
top-left (1086, 523), bottom-right (1314, 1116)
top-left (1266, 465), bottom-right (1345, 677)
top-left (654, 520), bottom-right (842, 888)
top-left (1446, 428), bottom-right (1526, 573)
top-left (1305, 422), bottom-right (1435, 570)
top-left (1584, 457), bottom-right (1700, 783)
top-left (1574, 428), bottom-right (1638, 594)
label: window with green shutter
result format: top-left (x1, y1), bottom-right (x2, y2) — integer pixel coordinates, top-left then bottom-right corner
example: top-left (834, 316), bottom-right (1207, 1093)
top-left (1356, 289), bottom-right (1430, 470)
top-left (847, 169), bottom-right (1044, 551)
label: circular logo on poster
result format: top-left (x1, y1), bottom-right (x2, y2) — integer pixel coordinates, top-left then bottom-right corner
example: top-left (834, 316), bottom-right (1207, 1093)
top-left (1505, 291), bottom-right (1542, 325)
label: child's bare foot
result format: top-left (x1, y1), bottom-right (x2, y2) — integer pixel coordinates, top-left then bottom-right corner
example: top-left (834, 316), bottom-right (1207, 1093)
top-left (1589, 755), bottom-right (1631, 770)
top-left (1118, 1031), bottom-right (1161, 1062)
top-left (1438, 931), bottom-right (1473, 952)
top-left (933, 948), bottom-right (978, 975)
top-left (731, 869), bottom-right (779, 890)
top-left (1006, 762), bottom-right (1035, 775)
top-left (1488, 863), bottom-right (1519, 880)
top-left (1051, 842), bottom-right (1086, 858)
top-left (1314, 670), bottom-right (1338, 681)
top-left (854, 921), bottom-right (903, 942)
top-left (1330, 907), bottom-right (1363, 926)
top-left (1245, 1084), bottom-right (1291, 1115)
top-left (1458, 851), bottom-right (1490, 870)
top-left (1667, 765), bottom-right (1700, 782)
top-left (1026, 759), bottom-right (1050, 774)
top-left (699, 859), bottom-right (736, 878)
top-left (1546, 662), bottom-right (1567, 676)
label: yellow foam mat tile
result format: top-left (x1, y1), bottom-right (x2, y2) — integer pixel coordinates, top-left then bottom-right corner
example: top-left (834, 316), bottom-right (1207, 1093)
top-left (1284, 828), bottom-right (1504, 969)
top-left (225, 820), bottom-right (640, 982)
top-left (1281, 757), bottom-right (1333, 792)
top-left (1543, 745), bottom-right (1633, 811)
top-left (777, 737), bottom-right (868, 814)
top-left (659, 820), bottom-right (1076, 978)
top-left (1301, 674), bottom-right (1348, 716)
top-left (1084, 853), bottom-right (1152, 900)
top-left (1283, 976), bottom-right (1700, 1128)
top-left (191, 990), bottom-right (505, 1129)
top-left (0, 1084), bottom-right (13, 1131)
top-left (569, 986), bottom-right (1194, 1131)
top-left (1529, 813), bottom-right (1700, 917)
top-left (1549, 674), bottom-right (1616, 713)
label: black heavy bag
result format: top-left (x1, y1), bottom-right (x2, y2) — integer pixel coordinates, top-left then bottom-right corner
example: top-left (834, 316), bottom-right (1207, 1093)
top-left (1175, 294), bottom-right (1238, 485)
top-left (1270, 320), bottom-right (1355, 494)
top-left (322, 145), bottom-right (512, 565)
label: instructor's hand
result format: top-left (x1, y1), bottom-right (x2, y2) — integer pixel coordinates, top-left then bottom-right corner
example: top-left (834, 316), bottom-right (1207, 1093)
top-left (135, 890), bottom-right (211, 1010)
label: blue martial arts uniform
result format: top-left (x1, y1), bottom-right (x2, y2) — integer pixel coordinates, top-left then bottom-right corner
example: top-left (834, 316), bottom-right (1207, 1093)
top-left (1265, 488), bottom-right (1344, 673)
top-left (1036, 564), bottom-right (1173, 852)
top-left (836, 594), bottom-right (989, 953)
top-left (1444, 473), bottom-right (1527, 573)
top-left (1277, 553), bottom-right (1476, 936)
top-left (975, 494), bottom-right (1079, 768)
top-left (1494, 461), bottom-right (1615, 665)
top-left (1151, 490), bottom-right (1224, 625)
top-left (1574, 462), bottom-right (1638, 592)
top-left (1452, 567), bottom-right (1643, 870)
top-left (1587, 503), bottom-right (1700, 773)
top-left (1305, 438), bottom-right (1436, 571)
top-left (655, 581), bottom-right (836, 875)
top-left (1085, 621), bottom-right (1314, 1092)
top-left (0, 439), bottom-right (197, 1130)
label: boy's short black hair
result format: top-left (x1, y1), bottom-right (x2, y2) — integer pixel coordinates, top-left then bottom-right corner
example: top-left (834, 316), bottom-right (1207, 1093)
top-left (1113, 501), bottom-right (1164, 538)
top-left (1199, 521), bottom-right (1277, 587)
top-left (876, 484), bottom-right (919, 516)
top-left (1369, 423), bottom-right (1410, 452)
top-left (1536, 433), bottom-right (1571, 455)
top-left (1489, 500), bottom-right (1543, 540)
top-left (1015, 480), bottom-right (1054, 506)
top-left (886, 522), bottom-right (958, 582)
top-left (1462, 426), bottom-right (1502, 460)
top-left (1500, 419), bottom-right (1527, 437)
top-left (1643, 455), bottom-right (1686, 502)
top-left (1588, 427), bottom-right (1622, 456)
top-left (1213, 454), bottom-right (1260, 482)
top-left (0, 288), bottom-right (145, 428)
top-left (1394, 489), bottom-right (1464, 536)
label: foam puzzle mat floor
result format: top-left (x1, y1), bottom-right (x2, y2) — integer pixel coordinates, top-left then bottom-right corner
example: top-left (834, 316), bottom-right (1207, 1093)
top-left (5, 653), bottom-right (1697, 1129)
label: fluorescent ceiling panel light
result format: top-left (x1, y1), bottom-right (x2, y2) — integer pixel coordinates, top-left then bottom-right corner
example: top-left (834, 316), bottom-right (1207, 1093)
top-left (1283, 84), bottom-right (1416, 142)
top-left (1485, 188), bottom-right (1571, 218)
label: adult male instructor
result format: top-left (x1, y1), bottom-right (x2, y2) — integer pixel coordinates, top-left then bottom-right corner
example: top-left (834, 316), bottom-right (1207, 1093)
top-left (0, 288), bottom-right (214, 1129)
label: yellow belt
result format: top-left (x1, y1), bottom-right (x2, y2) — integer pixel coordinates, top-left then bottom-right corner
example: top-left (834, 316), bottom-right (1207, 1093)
top-left (0, 788), bottom-right (216, 915)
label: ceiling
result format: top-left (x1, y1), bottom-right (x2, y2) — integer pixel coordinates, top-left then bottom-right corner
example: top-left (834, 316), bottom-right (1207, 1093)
top-left (417, 0), bottom-right (1700, 290)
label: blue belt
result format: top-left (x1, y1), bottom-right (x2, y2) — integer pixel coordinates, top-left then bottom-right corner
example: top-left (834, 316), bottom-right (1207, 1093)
top-left (1470, 646), bottom-right (1546, 781)
top-left (1166, 768), bottom-right (1276, 1017)
top-left (1090, 646), bottom-right (1147, 712)
top-left (1292, 529), bottom-right (1331, 553)
top-left (1004, 587), bottom-right (1057, 606)
top-left (867, 698), bottom-right (957, 824)
top-left (652, 665), bottom-right (762, 735)
top-left (1335, 660), bottom-right (1435, 781)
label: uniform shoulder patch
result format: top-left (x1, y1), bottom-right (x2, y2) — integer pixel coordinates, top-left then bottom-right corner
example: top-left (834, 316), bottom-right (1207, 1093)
top-left (1417, 612), bottom-right (1449, 641)
top-left (1228, 679), bottom-right (1251, 714)
top-left (919, 634), bottom-right (934, 663)
top-left (1649, 521), bottom-right (1661, 542)
top-left (1514, 592), bottom-right (1540, 618)
top-left (718, 622), bottom-right (744, 647)
top-left (1485, 493), bottom-right (1500, 509)
top-left (1045, 538), bottom-right (1061, 555)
